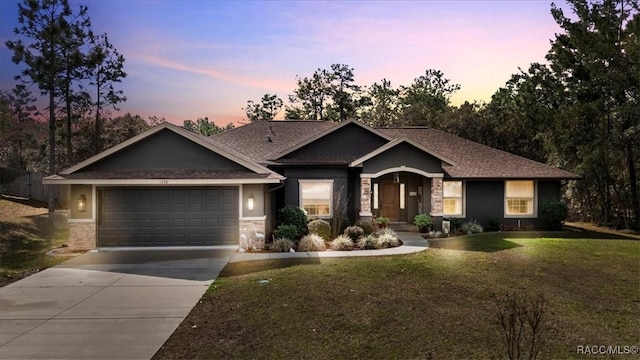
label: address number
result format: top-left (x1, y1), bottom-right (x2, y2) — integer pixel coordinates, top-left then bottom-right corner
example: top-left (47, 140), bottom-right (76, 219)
top-left (159, 179), bottom-right (168, 184)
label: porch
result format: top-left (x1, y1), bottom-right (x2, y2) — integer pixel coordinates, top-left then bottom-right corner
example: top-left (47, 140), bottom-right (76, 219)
top-left (358, 169), bottom-right (444, 229)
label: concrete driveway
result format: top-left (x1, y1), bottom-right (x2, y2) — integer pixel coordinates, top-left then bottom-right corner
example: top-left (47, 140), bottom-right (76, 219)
top-left (0, 247), bottom-right (236, 360)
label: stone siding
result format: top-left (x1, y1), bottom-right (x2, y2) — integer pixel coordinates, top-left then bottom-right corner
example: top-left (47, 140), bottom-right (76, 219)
top-left (359, 177), bottom-right (372, 217)
top-left (239, 219), bottom-right (266, 250)
top-left (69, 221), bottom-right (96, 250)
top-left (430, 177), bottom-right (443, 216)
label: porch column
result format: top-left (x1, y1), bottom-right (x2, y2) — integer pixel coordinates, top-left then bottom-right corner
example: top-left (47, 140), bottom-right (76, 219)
top-left (430, 177), bottom-right (443, 230)
top-left (359, 176), bottom-right (373, 221)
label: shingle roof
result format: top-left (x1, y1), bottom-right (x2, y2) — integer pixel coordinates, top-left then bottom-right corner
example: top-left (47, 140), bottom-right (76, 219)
top-left (379, 127), bottom-right (580, 179)
top-left (57, 169), bottom-right (270, 179)
top-left (212, 121), bottom-right (579, 179)
top-left (211, 121), bottom-right (335, 164)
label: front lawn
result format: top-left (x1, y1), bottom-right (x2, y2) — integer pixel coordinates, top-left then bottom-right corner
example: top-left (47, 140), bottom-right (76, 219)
top-left (154, 232), bottom-right (640, 359)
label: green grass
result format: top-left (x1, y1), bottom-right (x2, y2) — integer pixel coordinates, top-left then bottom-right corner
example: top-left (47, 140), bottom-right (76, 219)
top-left (154, 232), bottom-right (640, 359)
top-left (0, 214), bottom-right (71, 286)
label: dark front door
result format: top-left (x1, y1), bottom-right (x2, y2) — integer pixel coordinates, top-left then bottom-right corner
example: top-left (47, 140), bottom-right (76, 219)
top-left (380, 181), bottom-right (399, 222)
top-left (97, 187), bottom-right (238, 247)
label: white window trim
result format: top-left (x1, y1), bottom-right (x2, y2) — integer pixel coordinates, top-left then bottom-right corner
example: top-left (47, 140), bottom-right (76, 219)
top-left (504, 180), bottom-right (538, 218)
top-left (443, 180), bottom-right (465, 218)
top-left (299, 179), bottom-right (333, 219)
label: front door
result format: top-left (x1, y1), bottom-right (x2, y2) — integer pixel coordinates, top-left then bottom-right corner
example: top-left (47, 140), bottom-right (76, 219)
top-left (380, 181), bottom-right (399, 222)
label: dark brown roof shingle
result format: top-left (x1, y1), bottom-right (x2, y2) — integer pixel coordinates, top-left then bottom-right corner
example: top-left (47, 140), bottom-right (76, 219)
top-left (211, 120), bottom-right (579, 179)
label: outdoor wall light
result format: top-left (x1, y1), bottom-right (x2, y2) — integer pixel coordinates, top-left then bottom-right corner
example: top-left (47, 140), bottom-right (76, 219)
top-left (247, 194), bottom-right (254, 211)
top-left (78, 194), bottom-right (87, 212)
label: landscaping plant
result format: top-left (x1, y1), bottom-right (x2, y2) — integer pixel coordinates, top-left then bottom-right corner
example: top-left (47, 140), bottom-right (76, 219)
top-left (376, 228), bottom-right (400, 248)
top-left (330, 235), bottom-right (354, 251)
top-left (461, 219), bottom-right (484, 234)
top-left (540, 201), bottom-right (568, 231)
top-left (273, 224), bottom-right (299, 241)
top-left (343, 225), bottom-right (364, 242)
top-left (276, 205), bottom-right (308, 238)
top-left (413, 213), bottom-right (433, 233)
top-left (357, 234), bottom-right (378, 250)
top-left (297, 234), bottom-right (326, 252)
top-left (307, 219), bottom-right (331, 241)
top-left (269, 238), bottom-right (294, 252)
top-left (355, 220), bottom-right (376, 235)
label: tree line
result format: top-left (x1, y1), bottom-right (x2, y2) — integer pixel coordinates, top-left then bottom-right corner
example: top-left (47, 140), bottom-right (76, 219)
top-left (243, 0), bottom-right (639, 230)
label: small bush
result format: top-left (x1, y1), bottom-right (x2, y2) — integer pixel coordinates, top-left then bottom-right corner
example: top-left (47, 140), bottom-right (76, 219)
top-left (493, 291), bottom-right (548, 360)
top-left (273, 224), bottom-right (299, 240)
top-left (540, 201), bottom-right (568, 231)
top-left (376, 228), bottom-right (400, 248)
top-left (355, 220), bottom-right (376, 235)
top-left (308, 219), bottom-right (331, 241)
top-left (277, 205), bottom-right (308, 238)
top-left (357, 234), bottom-right (378, 250)
top-left (330, 235), bottom-right (354, 251)
top-left (298, 234), bottom-right (326, 252)
top-left (270, 238), bottom-right (294, 252)
top-left (413, 214), bottom-right (433, 232)
top-left (343, 225), bottom-right (364, 242)
top-left (461, 219), bottom-right (484, 234)
top-left (487, 218), bottom-right (501, 232)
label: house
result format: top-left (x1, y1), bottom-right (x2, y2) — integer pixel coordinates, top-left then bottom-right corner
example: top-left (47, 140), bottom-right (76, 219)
top-left (44, 120), bottom-right (580, 250)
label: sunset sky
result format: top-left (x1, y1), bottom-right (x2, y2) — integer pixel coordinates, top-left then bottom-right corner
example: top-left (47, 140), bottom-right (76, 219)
top-left (0, 0), bottom-right (570, 127)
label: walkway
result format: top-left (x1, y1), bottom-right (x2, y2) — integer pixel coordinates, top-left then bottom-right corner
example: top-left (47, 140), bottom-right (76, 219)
top-left (230, 230), bottom-right (429, 263)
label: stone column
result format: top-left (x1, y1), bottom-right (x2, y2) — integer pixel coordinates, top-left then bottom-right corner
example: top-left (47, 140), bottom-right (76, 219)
top-left (68, 221), bottom-right (96, 250)
top-left (359, 176), bottom-right (373, 220)
top-left (430, 177), bottom-right (443, 231)
top-left (430, 177), bottom-right (443, 216)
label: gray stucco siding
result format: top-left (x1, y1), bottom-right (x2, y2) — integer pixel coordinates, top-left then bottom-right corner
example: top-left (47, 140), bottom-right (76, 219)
top-left (86, 129), bottom-right (247, 171)
top-left (362, 143), bottom-right (443, 175)
top-left (281, 123), bottom-right (388, 161)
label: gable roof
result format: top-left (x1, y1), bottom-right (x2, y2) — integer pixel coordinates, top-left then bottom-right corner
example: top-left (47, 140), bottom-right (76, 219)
top-left (211, 120), bottom-right (335, 164)
top-left (52, 122), bottom-right (283, 182)
top-left (268, 120), bottom-right (393, 161)
top-left (350, 137), bottom-right (457, 168)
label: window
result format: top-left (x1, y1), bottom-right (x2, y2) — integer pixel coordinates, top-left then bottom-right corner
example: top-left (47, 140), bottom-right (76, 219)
top-left (443, 181), bottom-right (463, 216)
top-left (299, 180), bottom-right (333, 217)
top-left (505, 180), bottom-right (535, 216)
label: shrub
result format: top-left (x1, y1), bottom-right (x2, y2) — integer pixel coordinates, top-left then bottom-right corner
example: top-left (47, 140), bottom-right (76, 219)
top-left (276, 205), bottom-right (308, 238)
top-left (270, 238), bottom-right (294, 252)
top-left (357, 234), bottom-right (378, 250)
top-left (487, 217), bottom-right (501, 232)
top-left (375, 216), bottom-right (390, 228)
top-left (376, 228), bottom-right (400, 248)
top-left (273, 224), bottom-right (299, 240)
top-left (540, 201), bottom-right (568, 231)
top-left (298, 234), bottom-right (326, 252)
top-left (343, 225), bottom-right (364, 242)
top-left (355, 220), bottom-right (376, 235)
top-left (330, 235), bottom-right (354, 251)
top-left (493, 291), bottom-right (548, 360)
top-left (461, 219), bottom-right (484, 234)
top-left (308, 219), bottom-right (331, 241)
top-left (413, 213), bottom-right (433, 233)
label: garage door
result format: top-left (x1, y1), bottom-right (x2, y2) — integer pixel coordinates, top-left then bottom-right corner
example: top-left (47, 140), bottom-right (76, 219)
top-left (97, 187), bottom-right (238, 247)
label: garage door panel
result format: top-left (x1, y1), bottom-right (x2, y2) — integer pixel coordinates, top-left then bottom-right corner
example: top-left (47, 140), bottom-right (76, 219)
top-left (98, 187), bottom-right (238, 247)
